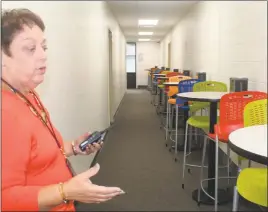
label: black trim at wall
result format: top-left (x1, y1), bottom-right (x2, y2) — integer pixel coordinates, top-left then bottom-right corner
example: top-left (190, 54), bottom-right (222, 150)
top-left (89, 130), bottom-right (109, 168)
top-left (89, 91), bottom-right (126, 168)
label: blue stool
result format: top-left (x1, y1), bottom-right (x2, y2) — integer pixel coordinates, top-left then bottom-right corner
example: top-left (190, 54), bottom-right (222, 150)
top-left (174, 79), bottom-right (201, 161)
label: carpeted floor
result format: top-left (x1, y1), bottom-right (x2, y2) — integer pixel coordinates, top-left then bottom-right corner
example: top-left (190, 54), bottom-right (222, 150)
top-left (76, 89), bottom-right (263, 211)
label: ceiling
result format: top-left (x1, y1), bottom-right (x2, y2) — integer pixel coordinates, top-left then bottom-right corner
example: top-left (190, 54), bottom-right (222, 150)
top-left (107, 1), bottom-right (197, 42)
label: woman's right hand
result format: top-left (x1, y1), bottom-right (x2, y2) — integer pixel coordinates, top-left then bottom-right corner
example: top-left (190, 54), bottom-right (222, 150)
top-left (63, 163), bottom-right (125, 204)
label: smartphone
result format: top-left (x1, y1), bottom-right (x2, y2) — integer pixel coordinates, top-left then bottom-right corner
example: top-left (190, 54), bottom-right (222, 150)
top-left (88, 128), bottom-right (110, 168)
top-left (79, 130), bottom-right (107, 151)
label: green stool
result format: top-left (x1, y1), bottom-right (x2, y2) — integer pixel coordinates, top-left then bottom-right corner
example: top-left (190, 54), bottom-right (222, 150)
top-left (233, 99), bottom-right (268, 211)
top-left (181, 81), bottom-right (227, 189)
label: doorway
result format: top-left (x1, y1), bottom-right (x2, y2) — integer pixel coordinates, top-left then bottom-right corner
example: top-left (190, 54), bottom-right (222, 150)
top-left (126, 42), bottom-right (136, 89)
top-left (108, 29), bottom-right (113, 124)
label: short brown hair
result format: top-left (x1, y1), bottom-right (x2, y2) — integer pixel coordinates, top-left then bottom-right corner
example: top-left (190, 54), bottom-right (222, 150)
top-left (1, 8), bottom-right (45, 56)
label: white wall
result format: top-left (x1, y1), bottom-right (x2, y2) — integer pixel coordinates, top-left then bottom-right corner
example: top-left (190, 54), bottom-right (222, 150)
top-left (161, 34), bottom-right (171, 69)
top-left (160, 42), bottom-right (165, 66)
top-left (160, 1), bottom-right (267, 167)
top-left (136, 42), bottom-right (160, 87)
top-left (104, 2), bottom-right (127, 118)
top-left (161, 1), bottom-right (267, 91)
top-left (2, 1), bottom-right (126, 172)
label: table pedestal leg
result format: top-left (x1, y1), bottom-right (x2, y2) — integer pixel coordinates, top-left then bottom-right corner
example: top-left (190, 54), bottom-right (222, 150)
top-left (192, 188), bottom-right (231, 205)
top-left (192, 102), bottom-right (231, 205)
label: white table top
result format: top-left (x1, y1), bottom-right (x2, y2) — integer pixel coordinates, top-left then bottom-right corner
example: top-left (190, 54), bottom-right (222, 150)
top-left (177, 92), bottom-right (228, 102)
top-left (153, 74), bottom-right (166, 76)
top-left (163, 82), bottom-right (179, 85)
top-left (229, 125), bottom-right (267, 164)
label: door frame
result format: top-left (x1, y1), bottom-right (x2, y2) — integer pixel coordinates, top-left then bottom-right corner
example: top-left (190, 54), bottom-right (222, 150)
top-left (168, 41), bottom-right (171, 69)
top-left (108, 29), bottom-right (113, 124)
top-left (126, 42), bottom-right (137, 89)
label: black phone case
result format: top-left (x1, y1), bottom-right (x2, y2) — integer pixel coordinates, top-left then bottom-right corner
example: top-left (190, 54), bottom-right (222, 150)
top-left (79, 131), bottom-right (102, 151)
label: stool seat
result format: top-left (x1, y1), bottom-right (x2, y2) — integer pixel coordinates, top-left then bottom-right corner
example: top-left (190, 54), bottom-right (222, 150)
top-left (168, 98), bottom-right (176, 105)
top-left (187, 116), bottom-right (219, 130)
top-left (237, 168), bottom-right (268, 207)
top-left (189, 102), bottom-right (209, 113)
top-left (207, 123), bottom-right (243, 142)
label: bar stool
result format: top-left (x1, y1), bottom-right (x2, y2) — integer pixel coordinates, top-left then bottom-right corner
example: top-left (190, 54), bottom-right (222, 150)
top-left (165, 76), bottom-right (191, 143)
top-left (156, 70), bottom-right (170, 114)
top-left (198, 91), bottom-right (267, 211)
top-left (232, 98), bottom-right (267, 211)
top-left (151, 68), bottom-right (163, 105)
top-left (159, 72), bottom-right (180, 130)
top-left (174, 79), bottom-right (201, 161)
top-left (181, 81), bottom-right (227, 189)
top-left (147, 67), bottom-right (156, 91)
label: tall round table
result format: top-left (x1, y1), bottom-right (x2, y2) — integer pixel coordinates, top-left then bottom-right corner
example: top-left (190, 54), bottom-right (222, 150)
top-left (153, 74), bottom-right (166, 76)
top-left (163, 82), bottom-right (179, 86)
top-left (229, 124), bottom-right (267, 165)
top-left (177, 92), bottom-right (228, 205)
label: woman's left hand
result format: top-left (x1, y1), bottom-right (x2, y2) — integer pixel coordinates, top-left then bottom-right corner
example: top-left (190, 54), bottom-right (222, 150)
top-left (72, 132), bottom-right (103, 155)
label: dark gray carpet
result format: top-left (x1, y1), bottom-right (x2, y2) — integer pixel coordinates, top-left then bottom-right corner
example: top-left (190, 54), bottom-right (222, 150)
top-left (76, 89), bottom-right (263, 211)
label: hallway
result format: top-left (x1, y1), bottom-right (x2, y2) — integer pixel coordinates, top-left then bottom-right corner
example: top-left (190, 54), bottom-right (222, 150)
top-left (76, 90), bottom-right (261, 211)
top-left (1, 1), bottom-right (267, 211)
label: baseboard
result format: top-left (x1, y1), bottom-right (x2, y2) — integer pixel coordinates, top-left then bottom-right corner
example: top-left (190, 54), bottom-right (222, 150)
top-left (89, 130), bottom-right (109, 168)
top-left (89, 91), bottom-right (126, 168)
top-left (137, 85), bottom-right (148, 89)
top-left (112, 91), bottom-right (126, 123)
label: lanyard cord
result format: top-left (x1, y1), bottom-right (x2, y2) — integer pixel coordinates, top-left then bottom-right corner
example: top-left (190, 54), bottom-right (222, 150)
top-left (1, 78), bottom-right (64, 153)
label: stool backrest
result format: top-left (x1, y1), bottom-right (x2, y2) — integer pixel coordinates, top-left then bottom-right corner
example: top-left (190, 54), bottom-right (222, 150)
top-left (161, 70), bottom-right (170, 75)
top-left (157, 70), bottom-right (170, 85)
top-left (191, 81), bottom-right (228, 110)
top-left (166, 72), bottom-right (179, 78)
top-left (193, 81), bottom-right (227, 92)
top-left (150, 67), bottom-right (157, 74)
top-left (219, 91), bottom-right (267, 127)
top-left (178, 79), bottom-right (201, 93)
top-left (243, 99), bottom-right (267, 127)
top-left (176, 79), bottom-right (201, 105)
top-left (163, 72), bottom-right (179, 91)
top-left (151, 68), bottom-right (162, 81)
top-left (154, 69), bottom-right (161, 74)
top-left (167, 76), bottom-right (191, 97)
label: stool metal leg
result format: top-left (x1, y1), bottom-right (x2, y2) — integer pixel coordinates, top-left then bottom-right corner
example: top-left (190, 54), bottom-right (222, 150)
top-left (189, 125), bottom-right (193, 153)
top-left (165, 99), bottom-right (170, 141)
top-left (194, 126), bottom-right (198, 144)
top-left (198, 135), bottom-right (207, 204)
top-left (215, 133), bottom-right (219, 211)
top-left (153, 85), bottom-right (158, 106)
top-left (151, 83), bottom-right (156, 104)
top-left (232, 186), bottom-right (239, 211)
top-left (227, 146), bottom-right (230, 185)
top-left (232, 159), bottom-right (243, 211)
top-left (171, 105), bottom-right (174, 129)
top-left (175, 104), bottom-right (179, 160)
top-left (182, 122), bottom-right (189, 189)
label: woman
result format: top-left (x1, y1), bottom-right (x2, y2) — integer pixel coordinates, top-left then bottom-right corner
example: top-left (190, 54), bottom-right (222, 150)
top-left (1, 8), bottom-right (124, 211)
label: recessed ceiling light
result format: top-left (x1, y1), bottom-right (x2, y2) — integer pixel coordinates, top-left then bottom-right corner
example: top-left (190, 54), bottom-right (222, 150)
top-left (138, 38), bottom-right (151, 41)
top-left (139, 25), bottom-right (154, 28)
top-left (138, 19), bottom-right (158, 26)
top-left (138, 32), bottom-right (154, 35)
